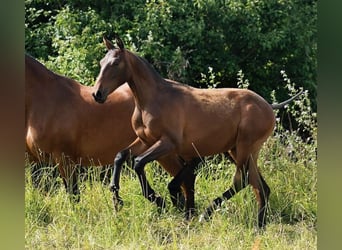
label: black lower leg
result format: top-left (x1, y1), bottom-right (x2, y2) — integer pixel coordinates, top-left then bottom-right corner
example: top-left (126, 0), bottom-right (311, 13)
top-left (138, 173), bottom-right (165, 208)
top-left (258, 204), bottom-right (267, 228)
top-left (64, 171), bottom-right (80, 203)
top-left (31, 162), bottom-right (43, 189)
top-left (200, 168), bottom-right (248, 222)
top-left (184, 158), bottom-right (200, 219)
top-left (71, 180), bottom-right (80, 203)
top-left (168, 158), bottom-right (199, 211)
top-left (110, 149), bottom-right (130, 209)
top-left (110, 149), bottom-right (130, 192)
top-left (168, 168), bottom-right (186, 208)
top-left (134, 158), bottom-right (165, 208)
top-left (199, 191), bottom-right (232, 222)
top-left (257, 178), bottom-right (270, 228)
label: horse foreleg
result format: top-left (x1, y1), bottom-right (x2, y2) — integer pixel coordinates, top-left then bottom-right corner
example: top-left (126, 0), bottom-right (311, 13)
top-left (110, 149), bottom-right (130, 210)
top-left (134, 137), bottom-right (175, 209)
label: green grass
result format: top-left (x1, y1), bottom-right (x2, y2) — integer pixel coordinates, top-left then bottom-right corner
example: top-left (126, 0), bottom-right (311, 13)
top-left (25, 133), bottom-right (317, 249)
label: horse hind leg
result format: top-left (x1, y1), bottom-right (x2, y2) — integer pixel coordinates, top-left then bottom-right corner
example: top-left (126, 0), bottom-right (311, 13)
top-left (181, 166), bottom-right (197, 220)
top-left (199, 150), bottom-right (249, 222)
top-left (167, 157), bottom-right (199, 220)
top-left (247, 155), bottom-right (270, 229)
top-left (180, 158), bottom-right (201, 220)
top-left (167, 163), bottom-right (185, 208)
top-left (166, 157), bottom-right (198, 207)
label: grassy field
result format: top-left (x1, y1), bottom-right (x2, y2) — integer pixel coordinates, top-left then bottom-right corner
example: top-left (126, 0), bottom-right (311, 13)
top-left (25, 130), bottom-right (317, 249)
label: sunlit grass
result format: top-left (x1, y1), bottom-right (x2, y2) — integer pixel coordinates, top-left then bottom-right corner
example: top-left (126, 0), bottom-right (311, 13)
top-left (25, 136), bottom-right (317, 249)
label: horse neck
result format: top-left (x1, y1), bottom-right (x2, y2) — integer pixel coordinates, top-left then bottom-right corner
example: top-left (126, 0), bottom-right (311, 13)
top-left (126, 52), bottom-right (165, 108)
top-left (26, 60), bottom-right (82, 104)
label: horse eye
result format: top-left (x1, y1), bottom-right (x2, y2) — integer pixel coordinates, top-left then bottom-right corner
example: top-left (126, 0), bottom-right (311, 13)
top-left (110, 58), bottom-right (119, 66)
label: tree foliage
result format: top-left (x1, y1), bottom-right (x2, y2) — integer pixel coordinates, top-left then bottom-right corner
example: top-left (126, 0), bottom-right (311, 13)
top-left (25, 0), bottom-right (317, 109)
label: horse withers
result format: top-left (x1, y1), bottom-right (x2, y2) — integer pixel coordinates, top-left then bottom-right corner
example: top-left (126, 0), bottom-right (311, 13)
top-left (93, 36), bottom-right (302, 228)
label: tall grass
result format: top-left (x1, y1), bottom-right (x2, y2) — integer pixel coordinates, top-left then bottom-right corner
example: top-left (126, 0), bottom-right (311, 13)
top-left (25, 149), bottom-right (317, 249)
top-left (25, 140), bottom-right (316, 249)
top-left (25, 74), bottom-right (316, 249)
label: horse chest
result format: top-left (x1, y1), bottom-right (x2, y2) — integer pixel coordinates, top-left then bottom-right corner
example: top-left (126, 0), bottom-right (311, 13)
top-left (132, 112), bottom-right (160, 146)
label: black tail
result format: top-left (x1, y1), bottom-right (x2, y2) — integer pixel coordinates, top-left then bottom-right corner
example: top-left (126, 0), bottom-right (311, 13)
top-left (271, 90), bottom-right (304, 109)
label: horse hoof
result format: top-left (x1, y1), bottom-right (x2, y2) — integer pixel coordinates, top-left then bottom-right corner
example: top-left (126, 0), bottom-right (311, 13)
top-left (155, 196), bottom-right (166, 209)
top-left (198, 213), bottom-right (210, 223)
top-left (70, 194), bottom-right (80, 203)
top-left (113, 197), bottom-right (124, 212)
top-left (184, 209), bottom-right (196, 221)
top-left (109, 185), bottom-right (115, 192)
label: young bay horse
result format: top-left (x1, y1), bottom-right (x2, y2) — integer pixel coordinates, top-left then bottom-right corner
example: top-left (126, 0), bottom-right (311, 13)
top-left (93, 36), bottom-right (302, 228)
top-left (25, 54), bottom-right (197, 207)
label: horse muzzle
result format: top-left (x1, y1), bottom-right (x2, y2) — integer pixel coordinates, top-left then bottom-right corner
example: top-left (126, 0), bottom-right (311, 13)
top-left (92, 90), bottom-right (106, 104)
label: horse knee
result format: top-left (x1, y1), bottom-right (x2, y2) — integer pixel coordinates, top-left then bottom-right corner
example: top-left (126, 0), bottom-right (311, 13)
top-left (133, 157), bottom-right (143, 174)
top-left (114, 150), bottom-right (129, 166)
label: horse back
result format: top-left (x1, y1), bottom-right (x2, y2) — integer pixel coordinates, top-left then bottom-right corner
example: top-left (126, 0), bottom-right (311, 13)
top-left (25, 55), bottom-right (136, 166)
top-left (155, 86), bottom-right (275, 158)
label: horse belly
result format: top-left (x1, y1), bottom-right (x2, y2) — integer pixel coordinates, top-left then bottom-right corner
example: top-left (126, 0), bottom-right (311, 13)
top-left (26, 126), bottom-right (54, 162)
top-left (26, 122), bottom-right (78, 164)
top-left (180, 132), bottom-right (235, 159)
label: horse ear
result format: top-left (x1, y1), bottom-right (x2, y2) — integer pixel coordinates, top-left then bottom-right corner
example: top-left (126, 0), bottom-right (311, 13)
top-left (103, 36), bottom-right (115, 51)
top-left (115, 35), bottom-right (125, 50)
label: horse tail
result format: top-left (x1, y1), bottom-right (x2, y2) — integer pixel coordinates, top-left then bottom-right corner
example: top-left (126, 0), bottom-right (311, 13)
top-left (270, 90), bottom-right (304, 109)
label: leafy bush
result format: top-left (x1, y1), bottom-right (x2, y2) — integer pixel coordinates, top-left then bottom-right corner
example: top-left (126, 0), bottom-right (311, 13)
top-left (25, 0), bottom-right (317, 109)
top-left (42, 6), bottom-right (112, 85)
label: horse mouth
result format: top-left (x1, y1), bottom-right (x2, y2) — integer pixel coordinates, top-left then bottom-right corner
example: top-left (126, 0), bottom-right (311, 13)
top-left (92, 92), bottom-right (106, 104)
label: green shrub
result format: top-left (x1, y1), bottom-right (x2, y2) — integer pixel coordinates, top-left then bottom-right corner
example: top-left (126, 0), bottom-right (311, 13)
top-left (25, 0), bottom-right (317, 109)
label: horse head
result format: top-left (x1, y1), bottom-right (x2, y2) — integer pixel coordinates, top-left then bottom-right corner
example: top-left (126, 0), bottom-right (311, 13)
top-left (93, 36), bottom-right (129, 103)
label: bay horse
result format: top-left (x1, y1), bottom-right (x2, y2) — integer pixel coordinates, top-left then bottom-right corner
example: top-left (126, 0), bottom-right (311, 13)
top-left (93, 36), bottom-right (302, 228)
top-left (25, 54), bottom-right (198, 207)
top-left (26, 54), bottom-right (136, 200)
